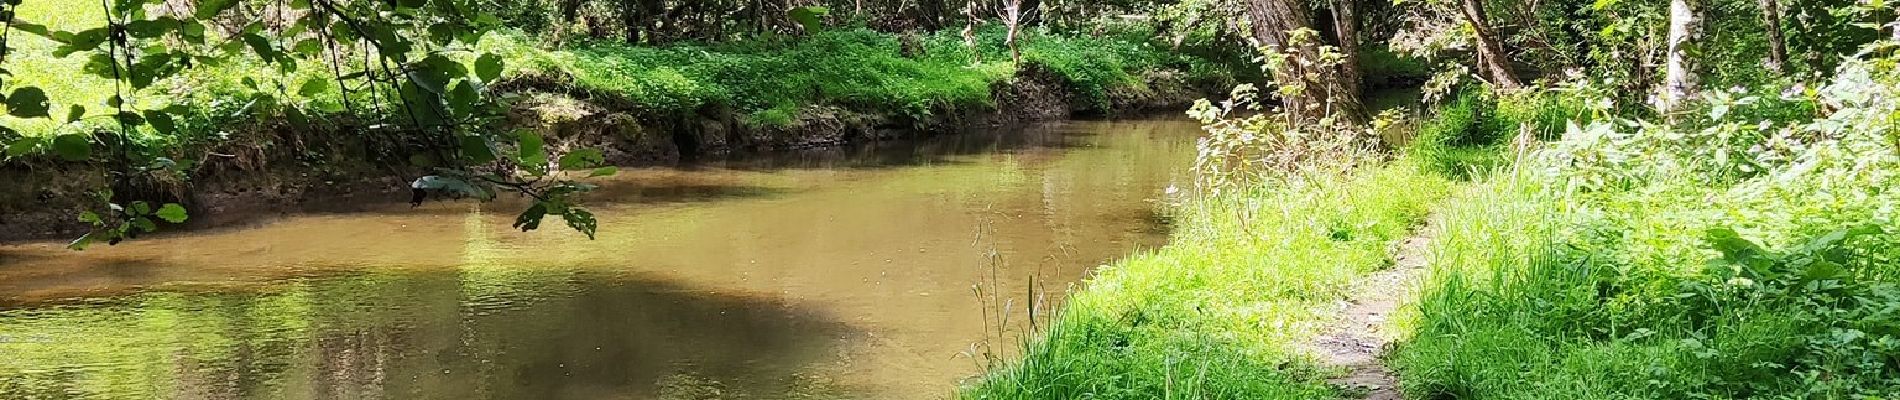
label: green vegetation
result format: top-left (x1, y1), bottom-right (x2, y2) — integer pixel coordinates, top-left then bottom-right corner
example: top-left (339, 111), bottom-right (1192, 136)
top-left (966, 0), bottom-right (1900, 398)
top-left (0, 0), bottom-right (1250, 244)
top-left (11, 0), bottom-right (1900, 397)
top-left (531, 26), bottom-right (1241, 125)
top-left (964, 161), bottom-right (1449, 399)
top-left (1395, 55), bottom-right (1900, 398)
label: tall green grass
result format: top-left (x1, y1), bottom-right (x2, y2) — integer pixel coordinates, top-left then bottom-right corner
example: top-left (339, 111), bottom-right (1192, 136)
top-left (1395, 152), bottom-right (1900, 399)
top-left (1406, 88), bottom-right (1593, 180)
top-left (961, 161), bottom-right (1450, 399)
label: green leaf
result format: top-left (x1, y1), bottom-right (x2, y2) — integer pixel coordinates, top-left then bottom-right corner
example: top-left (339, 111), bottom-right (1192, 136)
top-left (77, 211), bottom-right (102, 224)
top-left (396, 81), bottom-right (446, 126)
top-left (446, 80), bottom-right (480, 116)
top-left (154, 203), bottom-right (188, 223)
top-left (558, 148), bottom-right (605, 170)
top-left (5, 136), bottom-right (40, 157)
top-left (53, 27), bottom-right (109, 56)
top-left (116, 111), bottom-right (146, 127)
top-left (242, 32), bottom-right (280, 63)
top-left (298, 79), bottom-right (330, 97)
top-left (125, 18), bottom-right (177, 38)
top-left (130, 201), bottom-right (152, 215)
top-left (8, 87), bottom-right (50, 118)
top-left (789, 6), bottom-right (830, 32)
top-left (52, 134), bottom-right (91, 161)
top-left (66, 105), bottom-right (85, 123)
top-left (460, 135), bottom-right (497, 164)
top-left (284, 107), bottom-right (310, 128)
top-left (517, 131), bottom-right (547, 173)
top-left (409, 54), bottom-right (466, 95)
top-left (512, 202), bottom-right (548, 232)
top-left (475, 53), bottom-right (504, 82)
top-left (81, 53), bottom-right (117, 79)
top-left (144, 110), bottom-right (177, 135)
top-left (562, 207), bottom-right (598, 239)
top-left (589, 166), bottom-right (619, 177)
top-left (292, 38), bottom-right (323, 55)
top-left (131, 217), bottom-right (158, 233)
top-left (196, 0), bottom-right (239, 18)
top-left (11, 22), bottom-right (51, 38)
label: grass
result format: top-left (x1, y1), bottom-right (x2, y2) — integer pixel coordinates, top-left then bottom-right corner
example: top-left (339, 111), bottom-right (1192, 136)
top-left (960, 160), bottom-right (1449, 399)
top-left (539, 25), bottom-right (1247, 126)
top-left (1397, 171), bottom-right (1900, 398)
top-left (1393, 72), bottom-right (1900, 398)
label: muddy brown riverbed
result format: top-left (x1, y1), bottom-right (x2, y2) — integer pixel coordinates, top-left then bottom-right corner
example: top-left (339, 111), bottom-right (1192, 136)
top-left (0, 119), bottom-right (1197, 400)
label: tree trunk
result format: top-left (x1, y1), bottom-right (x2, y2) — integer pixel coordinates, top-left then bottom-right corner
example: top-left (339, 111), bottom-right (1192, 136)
top-left (1459, 0), bottom-right (1522, 89)
top-left (1329, 0), bottom-right (1367, 123)
top-left (1760, 0), bottom-right (1787, 73)
top-left (1661, 0), bottom-right (1701, 113)
top-left (1002, 0), bottom-right (1024, 64)
top-left (620, 0), bottom-right (641, 44)
top-left (1246, 0), bottom-right (1366, 125)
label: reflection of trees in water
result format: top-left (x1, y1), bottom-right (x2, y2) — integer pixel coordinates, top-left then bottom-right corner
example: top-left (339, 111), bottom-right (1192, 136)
top-left (0, 269), bottom-right (853, 400)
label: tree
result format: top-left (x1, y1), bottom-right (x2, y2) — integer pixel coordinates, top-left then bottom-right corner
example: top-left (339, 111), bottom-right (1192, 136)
top-left (1000, 0), bottom-right (1026, 64)
top-left (1245, 0), bottom-right (1366, 125)
top-left (1458, 0), bottom-right (1522, 88)
top-left (1760, 0), bottom-right (1788, 73)
top-left (1328, 0), bottom-right (1369, 122)
top-left (1661, 0), bottom-right (1702, 113)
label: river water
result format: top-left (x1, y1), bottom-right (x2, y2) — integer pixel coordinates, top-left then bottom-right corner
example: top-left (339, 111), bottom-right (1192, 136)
top-left (0, 118), bottom-right (1198, 400)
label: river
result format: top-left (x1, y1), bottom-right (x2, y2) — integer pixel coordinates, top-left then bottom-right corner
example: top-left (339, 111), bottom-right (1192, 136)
top-left (0, 118), bottom-right (1198, 399)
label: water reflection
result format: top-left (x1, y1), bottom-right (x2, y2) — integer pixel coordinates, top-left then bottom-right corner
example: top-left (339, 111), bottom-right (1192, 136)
top-left (0, 270), bottom-right (851, 399)
top-left (0, 118), bottom-right (1201, 399)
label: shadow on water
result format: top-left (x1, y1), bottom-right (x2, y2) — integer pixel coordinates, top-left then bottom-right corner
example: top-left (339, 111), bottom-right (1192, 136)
top-left (0, 268), bottom-right (858, 400)
top-left (0, 117), bottom-right (1207, 400)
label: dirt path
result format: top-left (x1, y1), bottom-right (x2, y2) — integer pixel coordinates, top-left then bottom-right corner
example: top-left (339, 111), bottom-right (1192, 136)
top-left (1301, 224), bottom-right (1435, 400)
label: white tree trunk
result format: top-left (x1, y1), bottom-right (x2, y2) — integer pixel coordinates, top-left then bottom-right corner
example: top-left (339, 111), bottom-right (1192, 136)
top-left (1661, 0), bottom-right (1700, 113)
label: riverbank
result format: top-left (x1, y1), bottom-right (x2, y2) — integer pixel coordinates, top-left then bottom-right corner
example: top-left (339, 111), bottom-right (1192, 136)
top-left (959, 159), bottom-right (1450, 399)
top-left (0, 27), bottom-right (1237, 242)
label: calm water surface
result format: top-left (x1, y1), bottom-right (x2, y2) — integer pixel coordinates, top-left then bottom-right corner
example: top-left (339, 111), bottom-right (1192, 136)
top-left (0, 119), bottom-right (1198, 399)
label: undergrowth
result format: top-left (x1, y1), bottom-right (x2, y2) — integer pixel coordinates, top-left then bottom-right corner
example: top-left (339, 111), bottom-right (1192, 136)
top-left (1394, 54), bottom-right (1900, 399)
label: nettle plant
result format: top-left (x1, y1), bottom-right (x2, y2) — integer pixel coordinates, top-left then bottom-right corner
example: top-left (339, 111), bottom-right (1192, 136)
top-left (0, 0), bottom-right (615, 248)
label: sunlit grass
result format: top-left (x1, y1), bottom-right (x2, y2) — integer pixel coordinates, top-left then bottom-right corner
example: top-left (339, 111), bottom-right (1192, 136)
top-left (4, 0), bottom-right (121, 137)
top-left (960, 160), bottom-right (1450, 399)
